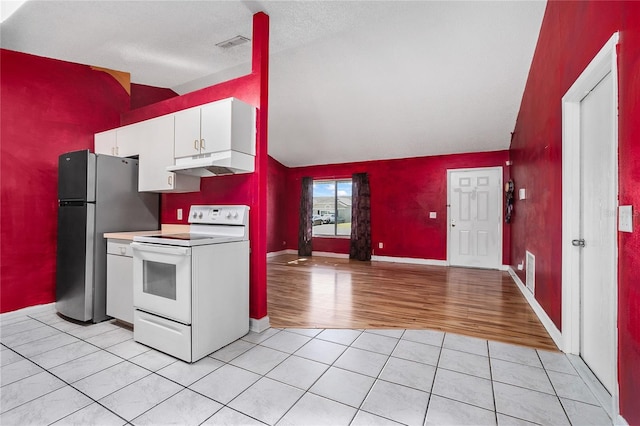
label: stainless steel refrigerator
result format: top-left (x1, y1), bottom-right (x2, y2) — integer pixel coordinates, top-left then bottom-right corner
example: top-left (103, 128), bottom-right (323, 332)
top-left (56, 150), bottom-right (159, 323)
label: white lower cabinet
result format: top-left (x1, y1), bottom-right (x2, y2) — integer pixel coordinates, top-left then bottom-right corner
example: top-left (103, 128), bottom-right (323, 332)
top-left (106, 239), bottom-right (134, 324)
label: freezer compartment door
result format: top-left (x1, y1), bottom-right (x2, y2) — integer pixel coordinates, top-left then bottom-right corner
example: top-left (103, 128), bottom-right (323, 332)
top-left (56, 203), bottom-right (95, 321)
top-left (58, 150), bottom-right (95, 202)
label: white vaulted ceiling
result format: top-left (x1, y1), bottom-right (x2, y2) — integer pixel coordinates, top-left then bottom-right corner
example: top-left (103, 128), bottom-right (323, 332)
top-left (0, 1), bottom-right (546, 167)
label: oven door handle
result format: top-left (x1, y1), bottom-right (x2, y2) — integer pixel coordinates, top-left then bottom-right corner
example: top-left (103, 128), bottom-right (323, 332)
top-left (131, 242), bottom-right (190, 256)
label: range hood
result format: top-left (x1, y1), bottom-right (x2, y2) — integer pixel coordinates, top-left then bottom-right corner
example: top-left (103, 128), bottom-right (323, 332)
top-left (167, 150), bottom-right (255, 177)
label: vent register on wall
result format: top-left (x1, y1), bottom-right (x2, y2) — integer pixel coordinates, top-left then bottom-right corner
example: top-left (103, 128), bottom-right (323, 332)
top-left (94, 97), bottom-right (256, 193)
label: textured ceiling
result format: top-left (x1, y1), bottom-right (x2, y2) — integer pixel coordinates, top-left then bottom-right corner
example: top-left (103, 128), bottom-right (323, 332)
top-left (1, 1), bottom-right (546, 167)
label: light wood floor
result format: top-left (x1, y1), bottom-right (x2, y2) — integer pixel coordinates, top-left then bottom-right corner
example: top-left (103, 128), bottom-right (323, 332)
top-left (267, 254), bottom-right (558, 351)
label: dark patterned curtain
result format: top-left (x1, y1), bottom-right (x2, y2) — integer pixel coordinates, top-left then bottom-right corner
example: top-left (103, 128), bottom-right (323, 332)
top-left (350, 173), bottom-right (371, 261)
top-left (298, 177), bottom-right (313, 256)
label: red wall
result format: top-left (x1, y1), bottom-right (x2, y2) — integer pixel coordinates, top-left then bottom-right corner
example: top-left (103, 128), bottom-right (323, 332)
top-left (122, 13), bottom-right (271, 320)
top-left (285, 151), bottom-right (511, 264)
top-left (267, 156), bottom-right (289, 253)
top-left (510, 1), bottom-right (640, 423)
top-left (0, 49), bottom-right (130, 313)
top-left (130, 83), bottom-right (178, 110)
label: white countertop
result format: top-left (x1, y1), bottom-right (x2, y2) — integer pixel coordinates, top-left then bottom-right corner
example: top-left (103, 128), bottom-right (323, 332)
top-left (104, 224), bottom-right (190, 241)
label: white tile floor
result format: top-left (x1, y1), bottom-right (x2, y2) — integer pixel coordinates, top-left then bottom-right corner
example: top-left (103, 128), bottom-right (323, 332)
top-left (0, 304), bottom-right (613, 426)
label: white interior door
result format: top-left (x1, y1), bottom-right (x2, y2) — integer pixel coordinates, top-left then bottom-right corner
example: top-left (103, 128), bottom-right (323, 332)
top-left (448, 167), bottom-right (502, 269)
top-left (579, 71), bottom-right (616, 394)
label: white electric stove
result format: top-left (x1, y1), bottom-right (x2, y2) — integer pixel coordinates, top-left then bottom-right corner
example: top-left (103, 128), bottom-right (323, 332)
top-left (131, 205), bottom-right (250, 362)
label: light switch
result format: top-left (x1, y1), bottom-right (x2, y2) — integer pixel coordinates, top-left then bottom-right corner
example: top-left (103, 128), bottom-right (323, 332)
top-left (619, 205), bottom-right (633, 232)
top-left (177, 208), bottom-right (183, 220)
top-left (429, 212), bottom-right (437, 219)
top-left (519, 188), bottom-right (526, 200)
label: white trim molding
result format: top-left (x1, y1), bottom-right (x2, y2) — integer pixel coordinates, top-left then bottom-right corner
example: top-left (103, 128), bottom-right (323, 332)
top-left (562, 30), bottom-right (619, 355)
top-left (269, 251), bottom-right (506, 269)
top-left (0, 302), bottom-right (56, 320)
top-left (615, 415), bottom-right (630, 426)
top-left (267, 249), bottom-right (297, 258)
top-left (561, 31), bottom-right (620, 419)
top-left (446, 166), bottom-right (504, 270)
top-left (249, 316), bottom-right (270, 333)
top-left (311, 251), bottom-right (350, 259)
top-left (508, 267), bottom-right (563, 349)
top-left (371, 255), bottom-right (447, 267)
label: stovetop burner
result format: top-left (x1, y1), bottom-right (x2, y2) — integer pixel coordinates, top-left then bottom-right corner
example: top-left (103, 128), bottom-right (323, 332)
top-left (133, 205), bottom-right (249, 247)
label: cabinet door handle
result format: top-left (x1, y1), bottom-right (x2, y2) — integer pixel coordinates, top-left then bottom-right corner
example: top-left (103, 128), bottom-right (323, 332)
top-left (194, 140), bottom-right (199, 151)
top-left (200, 139), bottom-right (205, 150)
top-left (115, 146), bottom-right (119, 156)
top-left (111, 147), bottom-right (115, 155)
top-left (168, 175), bottom-right (173, 187)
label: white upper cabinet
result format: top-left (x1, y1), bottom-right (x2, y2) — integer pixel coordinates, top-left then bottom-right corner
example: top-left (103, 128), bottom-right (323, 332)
top-left (174, 107), bottom-right (202, 158)
top-left (174, 98), bottom-right (255, 160)
top-left (93, 97), bottom-right (251, 193)
top-left (94, 123), bottom-right (142, 158)
top-left (116, 124), bottom-right (144, 158)
top-left (94, 129), bottom-right (118, 156)
top-left (137, 116), bottom-right (200, 193)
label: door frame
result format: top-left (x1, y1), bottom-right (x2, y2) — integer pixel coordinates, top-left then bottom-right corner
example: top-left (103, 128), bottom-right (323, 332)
top-left (446, 166), bottom-right (503, 269)
top-left (561, 32), bottom-right (619, 412)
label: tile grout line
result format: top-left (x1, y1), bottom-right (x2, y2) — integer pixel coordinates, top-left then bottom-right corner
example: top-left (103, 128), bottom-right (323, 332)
top-left (537, 348), bottom-right (574, 425)
top-left (487, 338), bottom-right (499, 426)
top-left (421, 330), bottom-right (446, 426)
top-left (271, 328), bottom-right (367, 425)
top-left (3, 313), bottom-right (612, 426)
top-left (1, 340), bottom-right (129, 424)
top-left (349, 329), bottom-right (404, 424)
top-left (2, 312), bottom-right (189, 425)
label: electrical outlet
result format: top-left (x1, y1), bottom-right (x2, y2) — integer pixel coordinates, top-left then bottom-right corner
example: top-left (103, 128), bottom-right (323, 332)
top-left (177, 208), bottom-right (183, 220)
top-left (378, 242), bottom-right (384, 249)
top-left (429, 212), bottom-right (437, 219)
top-left (619, 205), bottom-right (633, 232)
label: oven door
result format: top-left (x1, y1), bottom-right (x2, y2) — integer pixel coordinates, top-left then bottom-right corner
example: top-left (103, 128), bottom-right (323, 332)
top-left (131, 242), bottom-right (192, 324)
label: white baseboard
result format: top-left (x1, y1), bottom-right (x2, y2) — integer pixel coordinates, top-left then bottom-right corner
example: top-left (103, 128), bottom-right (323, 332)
top-left (371, 255), bottom-right (448, 267)
top-left (508, 267), bottom-right (563, 350)
top-left (567, 354), bottom-right (615, 419)
top-left (269, 250), bottom-right (453, 267)
top-left (615, 414), bottom-right (629, 426)
top-left (311, 251), bottom-right (350, 259)
top-left (249, 316), bottom-right (270, 333)
top-left (267, 249), bottom-right (297, 258)
top-left (0, 302), bottom-right (56, 320)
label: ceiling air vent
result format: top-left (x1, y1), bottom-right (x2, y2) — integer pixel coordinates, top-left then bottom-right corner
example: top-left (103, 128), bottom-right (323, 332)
top-left (216, 35), bottom-right (251, 49)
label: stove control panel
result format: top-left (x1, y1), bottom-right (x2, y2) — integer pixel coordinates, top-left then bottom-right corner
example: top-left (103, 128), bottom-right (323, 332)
top-left (188, 205), bottom-right (249, 226)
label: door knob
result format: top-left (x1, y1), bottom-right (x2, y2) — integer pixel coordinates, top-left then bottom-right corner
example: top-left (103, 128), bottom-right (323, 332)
top-left (572, 239), bottom-right (586, 247)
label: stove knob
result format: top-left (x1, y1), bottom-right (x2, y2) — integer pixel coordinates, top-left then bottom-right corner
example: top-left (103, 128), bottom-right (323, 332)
top-left (192, 212), bottom-right (197, 219)
top-left (226, 211), bottom-right (232, 219)
top-left (198, 212), bottom-right (203, 219)
top-left (233, 211), bottom-right (239, 219)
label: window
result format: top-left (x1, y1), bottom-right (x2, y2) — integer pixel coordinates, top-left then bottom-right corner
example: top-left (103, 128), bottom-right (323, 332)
top-left (312, 179), bottom-right (352, 237)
